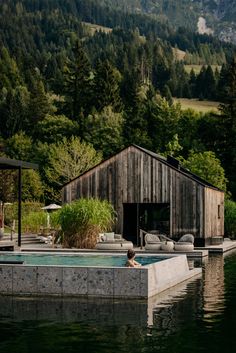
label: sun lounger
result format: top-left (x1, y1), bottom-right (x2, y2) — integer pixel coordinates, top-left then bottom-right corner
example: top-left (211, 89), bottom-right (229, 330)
top-left (95, 232), bottom-right (133, 250)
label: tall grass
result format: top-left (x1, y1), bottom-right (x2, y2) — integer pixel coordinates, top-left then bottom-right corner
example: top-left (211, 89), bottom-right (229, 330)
top-left (22, 211), bottom-right (47, 233)
top-left (21, 209), bottom-right (61, 234)
top-left (4, 201), bottom-right (43, 227)
top-left (58, 198), bottom-right (115, 248)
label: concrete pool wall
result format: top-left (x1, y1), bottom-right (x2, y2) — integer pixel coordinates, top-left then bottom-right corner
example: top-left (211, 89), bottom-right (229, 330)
top-left (0, 253), bottom-right (201, 298)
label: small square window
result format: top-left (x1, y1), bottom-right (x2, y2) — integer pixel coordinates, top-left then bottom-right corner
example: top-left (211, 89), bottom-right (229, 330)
top-left (218, 205), bottom-right (221, 219)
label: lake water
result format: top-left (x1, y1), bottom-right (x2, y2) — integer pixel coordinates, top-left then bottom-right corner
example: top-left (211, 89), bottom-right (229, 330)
top-left (0, 252), bottom-right (235, 353)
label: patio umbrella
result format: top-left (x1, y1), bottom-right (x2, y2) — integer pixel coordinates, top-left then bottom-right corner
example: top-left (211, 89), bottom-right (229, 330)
top-left (41, 204), bottom-right (62, 228)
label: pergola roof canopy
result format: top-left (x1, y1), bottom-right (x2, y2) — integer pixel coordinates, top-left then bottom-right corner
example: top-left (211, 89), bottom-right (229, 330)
top-left (0, 157), bottom-right (38, 170)
top-left (0, 157), bottom-right (38, 247)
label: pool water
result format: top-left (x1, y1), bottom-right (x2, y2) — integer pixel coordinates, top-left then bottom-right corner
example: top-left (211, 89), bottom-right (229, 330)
top-left (0, 252), bottom-right (235, 353)
top-left (0, 253), bottom-right (170, 267)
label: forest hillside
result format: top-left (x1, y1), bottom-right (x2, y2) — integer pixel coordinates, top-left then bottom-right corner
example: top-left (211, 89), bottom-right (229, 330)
top-left (0, 0), bottom-right (235, 204)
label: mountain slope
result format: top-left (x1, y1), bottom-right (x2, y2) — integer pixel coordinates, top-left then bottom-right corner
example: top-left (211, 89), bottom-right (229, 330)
top-left (96, 0), bottom-right (236, 44)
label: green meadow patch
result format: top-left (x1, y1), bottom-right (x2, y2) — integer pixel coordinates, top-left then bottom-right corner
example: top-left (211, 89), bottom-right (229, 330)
top-left (82, 22), bottom-right (112, 35)
top-left (184, 64), bottom-right (221, 74)
top-left (174, 98), bottom-right (219, 112)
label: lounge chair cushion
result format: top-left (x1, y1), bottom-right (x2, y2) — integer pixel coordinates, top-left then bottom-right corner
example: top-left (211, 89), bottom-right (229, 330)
top-left (104, 232), bottom-right (115, 241)
top-left (178, 234), bottom-right (194, 244)
top-left (145, 233), bottom-right (160, 243)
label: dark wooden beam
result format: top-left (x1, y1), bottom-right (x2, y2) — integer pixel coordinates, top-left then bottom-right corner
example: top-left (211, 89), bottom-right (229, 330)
top-left (18, 167), bottom-right (22, 247)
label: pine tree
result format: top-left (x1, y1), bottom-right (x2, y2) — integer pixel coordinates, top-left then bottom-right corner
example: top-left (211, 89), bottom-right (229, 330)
top-left (27, 77), bottom-right (53, 135)
top-left (217, 57), bottom-right (236, 198)
top-left (63, 40), bottom-right (92, 126)
top-left (93, 59), bottom-right (122, 112)
top-left (204, 66), bottom-right (216, 100)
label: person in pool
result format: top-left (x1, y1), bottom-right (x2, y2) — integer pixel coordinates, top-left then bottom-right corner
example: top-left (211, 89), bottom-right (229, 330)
top-left (126, 249), bottom-right (141, 267)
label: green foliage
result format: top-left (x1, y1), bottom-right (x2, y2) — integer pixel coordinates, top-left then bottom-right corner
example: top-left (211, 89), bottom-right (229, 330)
top-left (21, 170), bottom-right (44, 202)
top-left (224, 200), bottom-right (236, 238)
top-left (0, 170), bottom-right (16, 203)
top-left (42, 137), bottom-right (102, 201)
top-left (4, 201), bottom-right (43, 226)
top-left (35, 115), bottom-right (80, 144)
top-left (164, 134), bottom-right (183, 157)
top-left (181, 151), bottom-right (227, 191)
top-left (177, 109), bottom-right (203, 156)
top-left (63, 40), bottom-right (92, 123)
top-left (27, 78), bottom-right (54, 133)
top-left (49, 210), bottom-right (61, 230)
top-left (217, 57), bottom-right (236, 198)
top-left (93, 60), bottom-right (122, 112)
top-left (0, 85), bottom-right (30, 137)
top-left (22, 211), bottom-right (47, 233)
top-left (58, 198), bottom-right (115, 248)
top-left (84, 106), bottom-right (124, 157)
top-left (145, 97), bottom-right (182, 153)
top-left (5, 132), bottom-right (33, 160)
top-left (0, 47), bottom-right (22, 90)
top-left (0, 0), bottom-right (235, 202)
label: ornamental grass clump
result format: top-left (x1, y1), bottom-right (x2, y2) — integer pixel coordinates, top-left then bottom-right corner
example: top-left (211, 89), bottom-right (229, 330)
top-left (22, 211), bottom-right (47, 233)
top-left (58, 198), bottom-right (115, 248)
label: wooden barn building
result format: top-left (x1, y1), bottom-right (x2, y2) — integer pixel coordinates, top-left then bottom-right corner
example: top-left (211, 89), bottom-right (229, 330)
top-left (62, 145), bottom-right (224, 246)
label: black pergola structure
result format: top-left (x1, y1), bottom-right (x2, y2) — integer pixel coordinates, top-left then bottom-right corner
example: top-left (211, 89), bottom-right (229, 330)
top-left (0, 157), bottom-right (38, 247)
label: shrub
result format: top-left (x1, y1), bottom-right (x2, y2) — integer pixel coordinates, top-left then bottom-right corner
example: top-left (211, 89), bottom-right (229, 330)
top-left (58, 198), bottom-right (115, 248)
top-left (224, 200), bottom-right (236, 238)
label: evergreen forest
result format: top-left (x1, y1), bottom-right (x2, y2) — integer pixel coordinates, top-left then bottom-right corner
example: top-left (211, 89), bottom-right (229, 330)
top-left (0, 0), bottom-right (236, 205)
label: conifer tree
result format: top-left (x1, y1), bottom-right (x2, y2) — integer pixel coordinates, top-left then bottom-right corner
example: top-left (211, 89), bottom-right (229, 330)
top-left (63, 40), bottom-right (92, 132)
top-left (217, 56), bottom-right (236, 197)
top-left (93, 59), bottom-right (122, 112)
top-left (204, 65), bottom-right (216, 100)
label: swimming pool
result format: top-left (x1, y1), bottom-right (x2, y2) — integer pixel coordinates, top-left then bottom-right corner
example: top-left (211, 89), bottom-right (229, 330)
top-left (0, 251), bottom-right (201, 298)
top-left (0, 252), bottom-right (171, 267)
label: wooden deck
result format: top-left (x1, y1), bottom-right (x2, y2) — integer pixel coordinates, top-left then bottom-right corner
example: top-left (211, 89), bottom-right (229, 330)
top-left (197, 240), bottom-right (236, 254)
top-left (0, 241), bottom-right (15, 251)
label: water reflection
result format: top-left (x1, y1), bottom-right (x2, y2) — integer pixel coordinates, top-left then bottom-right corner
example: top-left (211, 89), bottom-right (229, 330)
top-left (0, 254), bottom-right (235, 353)
top-left (0, 274), bottom-right (202, 328)
top-left (202, 254), bottom-right (225, 326)
top-left (147, 274), bottom-right (203, 339)
top-left (0, 296), bottom-right (148, 326)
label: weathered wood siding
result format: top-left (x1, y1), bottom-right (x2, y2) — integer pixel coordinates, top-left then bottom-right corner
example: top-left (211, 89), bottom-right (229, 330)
top-left (62, 145), bottom-right (223, 238)
top-left (204, 188), bottom-right (224, 238)
top-left (171, 169), bottom-right (205, 238)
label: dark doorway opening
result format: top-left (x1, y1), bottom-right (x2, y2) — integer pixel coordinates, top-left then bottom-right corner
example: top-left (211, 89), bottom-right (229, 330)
top-left (123, 203), bottom-right (170, 245)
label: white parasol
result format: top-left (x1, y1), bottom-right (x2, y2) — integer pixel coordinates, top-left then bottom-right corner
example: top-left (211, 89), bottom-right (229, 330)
top-left (41, 204), bottom-right (62, 228)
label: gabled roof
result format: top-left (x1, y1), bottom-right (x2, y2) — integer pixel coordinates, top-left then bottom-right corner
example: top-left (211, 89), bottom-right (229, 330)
top-left (134, 145), bottom-right (222, 191)
top-left (62, 144), bottom-right (223, 192)
top-left (0, 157), bottom-right (38, 170)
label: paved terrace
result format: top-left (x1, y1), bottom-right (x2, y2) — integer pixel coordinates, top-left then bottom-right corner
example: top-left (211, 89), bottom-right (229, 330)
top-left (1, 235), bottom-right (236, 257)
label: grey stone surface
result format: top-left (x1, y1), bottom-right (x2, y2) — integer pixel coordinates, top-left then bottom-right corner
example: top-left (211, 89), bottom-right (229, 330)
top-left (147, 255), bottom-right (202, 297)
top-left (13, 266), bottom-right (37, 294)
top-left (0, 266), bottom-right (12, 293)
top-left (140, 269), bottom-right (149, 297)
top-left (114, 268), bottom-right (141, 297)
top-left (63, 267), bottom-right (88, 295)
top-left (88, 268), bottom-right (114, 296)
top-left (37, 266), bottom-right (63, 294)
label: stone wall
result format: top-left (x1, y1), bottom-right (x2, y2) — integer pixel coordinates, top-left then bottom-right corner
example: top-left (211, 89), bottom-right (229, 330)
top-left (0, 255), bottom-right (201, 298)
